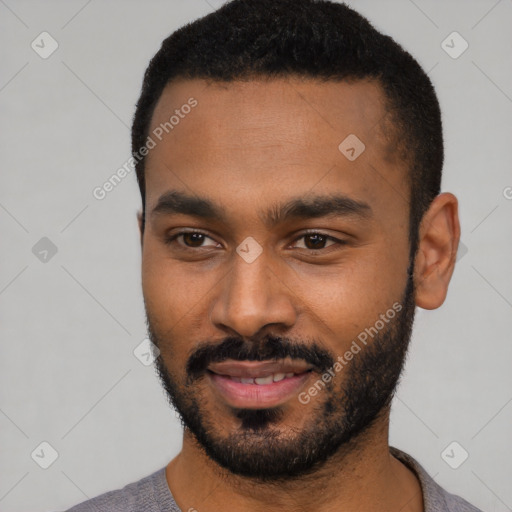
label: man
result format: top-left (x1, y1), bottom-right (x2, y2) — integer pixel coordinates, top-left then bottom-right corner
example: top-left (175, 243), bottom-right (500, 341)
top-left (66, 0), bottom-right (482, 510)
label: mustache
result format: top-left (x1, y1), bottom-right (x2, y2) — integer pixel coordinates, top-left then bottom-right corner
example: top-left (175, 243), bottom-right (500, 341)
top-left (186, 335), bottom-right (335, 381)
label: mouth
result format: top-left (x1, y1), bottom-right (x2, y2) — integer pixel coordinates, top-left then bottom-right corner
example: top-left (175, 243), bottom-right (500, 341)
top-left (207, 359), bottom-right (314, 408)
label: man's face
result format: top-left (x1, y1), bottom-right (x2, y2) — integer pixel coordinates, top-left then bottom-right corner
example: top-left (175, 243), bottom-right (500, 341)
top-left (141, 77), bottom-right (415, 479)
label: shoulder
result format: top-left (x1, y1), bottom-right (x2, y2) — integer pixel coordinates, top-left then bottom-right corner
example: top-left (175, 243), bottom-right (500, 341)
top-left (62, 466), bottom-right (178, 512)
top-left (390, 446), bottom-right (484, 512)
top-left (442, 491), bottom-right (484, 512)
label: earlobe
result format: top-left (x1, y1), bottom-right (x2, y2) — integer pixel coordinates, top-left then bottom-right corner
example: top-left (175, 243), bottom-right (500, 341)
top-left (413, 192), bottom-right (460, 310)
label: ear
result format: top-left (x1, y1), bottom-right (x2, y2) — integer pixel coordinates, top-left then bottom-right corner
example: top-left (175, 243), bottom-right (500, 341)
top-left (137, 209), bottom-right (144, 247)
top-left (413, 192), bottom-right (460, 310)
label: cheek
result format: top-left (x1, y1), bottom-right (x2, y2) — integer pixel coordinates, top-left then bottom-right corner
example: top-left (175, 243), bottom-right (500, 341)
top-left (352, 248), bottom-right (409, 332)
top-left (141, 238), bottom-right (217, 332)
top-left (297, 243), bottom-right (409, 343)
top-left (141, 255), bottom-right (197, 371)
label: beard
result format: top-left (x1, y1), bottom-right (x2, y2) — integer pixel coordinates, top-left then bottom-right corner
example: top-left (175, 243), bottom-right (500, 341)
top-left (147, 270), bottom-right (416, 481)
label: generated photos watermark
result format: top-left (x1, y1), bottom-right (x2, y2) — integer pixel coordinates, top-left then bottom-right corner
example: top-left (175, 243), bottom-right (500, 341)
top-left (298, 301), bottom-right (403, 404)
top-left (92, 97), bottom-right (198, 200)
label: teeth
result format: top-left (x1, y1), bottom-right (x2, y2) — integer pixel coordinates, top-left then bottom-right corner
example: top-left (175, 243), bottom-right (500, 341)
top-left (229, 373), bottom-right (296, 385)
top-left (254, 375), bottom-right (274, 385)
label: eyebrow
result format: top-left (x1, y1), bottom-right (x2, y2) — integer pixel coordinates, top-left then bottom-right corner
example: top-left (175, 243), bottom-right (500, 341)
top-left (151, 190), bottom-right (372, 228)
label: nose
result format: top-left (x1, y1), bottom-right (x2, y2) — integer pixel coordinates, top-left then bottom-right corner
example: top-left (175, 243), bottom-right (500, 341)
top-left (209, 250), bottom-right (297, 339)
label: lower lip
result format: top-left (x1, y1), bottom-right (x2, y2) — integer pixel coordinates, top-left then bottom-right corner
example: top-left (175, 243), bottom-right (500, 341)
top-left (208, 372), bottom-right (311, 408)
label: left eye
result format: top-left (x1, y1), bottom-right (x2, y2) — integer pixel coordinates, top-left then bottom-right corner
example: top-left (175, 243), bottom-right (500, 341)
top-left (292, 233), bottom-right (340, 251)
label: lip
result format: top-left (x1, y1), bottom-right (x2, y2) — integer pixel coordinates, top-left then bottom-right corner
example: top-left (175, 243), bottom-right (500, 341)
top-left (208, 358), bottom-right (313, 379)
top-left (207, 359), bottom-right (313, 408)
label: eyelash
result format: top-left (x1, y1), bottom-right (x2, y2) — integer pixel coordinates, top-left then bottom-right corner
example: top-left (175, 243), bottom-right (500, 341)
top-left (164, 229), bottom-right (347, 254)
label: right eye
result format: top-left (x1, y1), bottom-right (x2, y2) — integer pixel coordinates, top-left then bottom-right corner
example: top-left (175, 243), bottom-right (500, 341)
top-left (164, 230), bottom-right (220, 250)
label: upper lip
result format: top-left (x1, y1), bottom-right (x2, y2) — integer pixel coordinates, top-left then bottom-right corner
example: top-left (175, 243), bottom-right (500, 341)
top-left (207, 358), bottom-right (313, 379)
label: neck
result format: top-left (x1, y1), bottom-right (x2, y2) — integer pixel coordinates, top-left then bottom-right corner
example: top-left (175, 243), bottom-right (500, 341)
top-left (165, 408), bottom-right (423, 512)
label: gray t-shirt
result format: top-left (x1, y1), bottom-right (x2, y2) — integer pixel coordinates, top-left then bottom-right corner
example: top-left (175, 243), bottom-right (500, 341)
top-left (63, 447), bottom-right (483, 511)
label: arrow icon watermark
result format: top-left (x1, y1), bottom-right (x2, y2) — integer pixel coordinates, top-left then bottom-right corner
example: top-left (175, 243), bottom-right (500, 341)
top-left (236, 236), bottom-right (263, 263)
top-left (338, 134), bottom-right (365, 161)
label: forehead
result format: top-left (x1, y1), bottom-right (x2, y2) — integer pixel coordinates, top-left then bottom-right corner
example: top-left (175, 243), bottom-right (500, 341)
top-left (144, 77), bottom-right (408, 225)
top-left (148, 77), bottom-right (391, 153)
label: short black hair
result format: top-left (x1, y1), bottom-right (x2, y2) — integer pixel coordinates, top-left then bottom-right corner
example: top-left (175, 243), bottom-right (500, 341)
top-left (132, 0), bottom-right (443, 260)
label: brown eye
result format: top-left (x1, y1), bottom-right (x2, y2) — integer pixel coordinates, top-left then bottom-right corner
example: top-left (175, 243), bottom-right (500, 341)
top-left (182, 232), bottom-right (206, 247)
top-left (293, 232), bottom-right (342, 251)
top-left (165, 230), bottom-right (219, 250)
top-left (303, 234), bottom-right (329, 250)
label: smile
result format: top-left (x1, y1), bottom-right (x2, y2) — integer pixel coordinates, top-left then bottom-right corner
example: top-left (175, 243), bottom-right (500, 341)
top-left (207, 359), bottom-right (313, 408)
top-left (220, 372), bottom-right (298, 385)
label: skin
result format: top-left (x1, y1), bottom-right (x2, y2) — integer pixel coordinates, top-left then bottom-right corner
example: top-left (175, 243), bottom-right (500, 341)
top-left (138, 77), bottom-right (460, 512)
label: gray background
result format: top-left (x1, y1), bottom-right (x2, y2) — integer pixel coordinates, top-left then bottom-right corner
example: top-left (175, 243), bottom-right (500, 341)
top-left (1, 0), bottom-right (511, 510)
